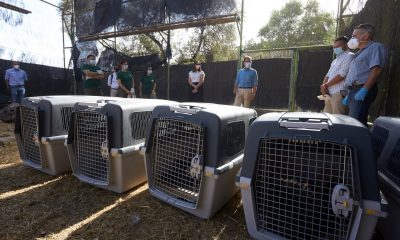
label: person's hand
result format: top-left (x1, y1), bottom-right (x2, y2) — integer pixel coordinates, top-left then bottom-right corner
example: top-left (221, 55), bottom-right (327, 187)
top-left (233, 88), bottom-right (237, 95)
top-left (320, 83), bottom-right (328, 95)
top-left (97, 70), bottom-right (104, 75)
top-left (342, 95), bottom-right (349, 106)
top-left (151, 90), bottom-right (156, 96)
top-left (354, 87), bottom-right (368, 101)
top-left (192, 89), bottom-right (198, 93)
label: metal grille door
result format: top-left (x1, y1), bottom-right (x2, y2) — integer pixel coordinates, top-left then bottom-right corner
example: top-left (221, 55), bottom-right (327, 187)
top-left (254, 138), bottom-right (354, 240)
top-left (151, 118), bottom-right (204, 207)
top-left (61, 107), bottom-right (74, 132)
top-left (130, 111), bottom-right (152, 142)
top-left (20, 106), bottom-right (42, 166)
top-left (74, 111), bottom-right (109, 183)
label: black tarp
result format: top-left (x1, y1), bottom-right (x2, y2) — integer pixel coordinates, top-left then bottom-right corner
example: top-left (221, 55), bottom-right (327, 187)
top-left (295, 48), bottom-right (332, 111)
top-left (150, 59), bottom-right (292, 108)
top-left (96, 48), bottom-right (164, 71)
top-left (94, 0), bottom-right (122, 33)
top-left (75, 0), bottom-right (237, 38)
top-left (0, 59), bottom-right (73, 101)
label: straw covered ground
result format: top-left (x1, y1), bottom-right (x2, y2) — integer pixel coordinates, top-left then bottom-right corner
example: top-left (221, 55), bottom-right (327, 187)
top-left (0, 121), bottom-right (249, 240)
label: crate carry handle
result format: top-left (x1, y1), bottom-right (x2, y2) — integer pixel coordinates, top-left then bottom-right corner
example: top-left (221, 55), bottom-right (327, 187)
top-left (279, 117), bottom-right (329, 130)
top-left (169, 105), bottom-right (203, 115)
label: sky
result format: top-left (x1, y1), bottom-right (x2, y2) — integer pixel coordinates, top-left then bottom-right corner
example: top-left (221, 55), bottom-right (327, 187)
top-left (0, 0), bottom-right (342, 68)
top-left (0, 0), bottom-right (64, 67)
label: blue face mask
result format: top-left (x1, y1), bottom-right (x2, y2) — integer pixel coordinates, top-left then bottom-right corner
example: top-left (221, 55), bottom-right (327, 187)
top-left (333, 47), bottom-right (344, 56)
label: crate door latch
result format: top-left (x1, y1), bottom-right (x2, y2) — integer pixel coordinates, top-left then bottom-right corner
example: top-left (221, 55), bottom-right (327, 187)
top-left (189, 155), bottom-right (203, 180)
top-left (331, 184), bottom-right (353, 218)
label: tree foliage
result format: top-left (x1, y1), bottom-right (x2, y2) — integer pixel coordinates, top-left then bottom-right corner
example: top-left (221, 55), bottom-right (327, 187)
top-left (175, 24), bottom-right (237, 64)
top-left (250, 0), bottom-right (335, 49)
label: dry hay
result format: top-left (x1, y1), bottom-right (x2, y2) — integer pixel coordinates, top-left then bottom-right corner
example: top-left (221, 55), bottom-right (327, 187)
top-left (0, 122), bottom-right (249, 240)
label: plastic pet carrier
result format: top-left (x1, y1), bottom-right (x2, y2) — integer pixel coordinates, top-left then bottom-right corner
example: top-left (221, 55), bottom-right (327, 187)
top-left (371, 117), bottom-right (400, 240)
top-left (141, 103), bottom-right (257, 219)
top-left (14, 95), bottom-right (116, 175)
top-left (66, 98), bottom-right (177, 193)
top-left (238, 112), bottom-right (388, 240)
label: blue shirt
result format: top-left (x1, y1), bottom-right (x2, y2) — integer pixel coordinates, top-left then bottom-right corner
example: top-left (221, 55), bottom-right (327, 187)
top-left (236, 68), bottom-right (258, 88)
top-left (345, 41), bottom-right (387, 86)
top-left (5, 68), bottom-right (28, 86)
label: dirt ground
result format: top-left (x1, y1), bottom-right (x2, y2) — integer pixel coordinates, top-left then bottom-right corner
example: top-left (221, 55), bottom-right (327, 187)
top-left (0, 121), bottom-right (250, 240)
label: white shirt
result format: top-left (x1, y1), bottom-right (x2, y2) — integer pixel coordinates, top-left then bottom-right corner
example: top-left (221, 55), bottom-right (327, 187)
top-left (326, 51), bottom-right (354, 94)
top-left (188, 70), bottom-right (205, 83)
top-left (107, 72), bottom-right (119, 89)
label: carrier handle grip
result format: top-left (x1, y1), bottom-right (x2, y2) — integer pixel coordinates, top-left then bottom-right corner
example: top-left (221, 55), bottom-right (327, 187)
top-left (169, 105), bottom-right (203, 114)
top-left (279, 117), bottom-right (329, 130)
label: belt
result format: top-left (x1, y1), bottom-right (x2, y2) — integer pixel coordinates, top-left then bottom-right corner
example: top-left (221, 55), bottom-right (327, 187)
top-left (238, 87), bottom-right (253, 89)
top-left (10, 85), bottom-right (24, 87)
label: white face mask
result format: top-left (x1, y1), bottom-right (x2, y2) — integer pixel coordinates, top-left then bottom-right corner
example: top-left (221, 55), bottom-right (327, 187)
top-left (244, 62), bottom-right (252, 68)
top-left (89, 59), bottom-right (96, 65)
top-left (347, 38), bottom-right (360, 50)
top-left (14, 65), bottom-right (20, 69)
top-left (147, 70), bottom-right (152, 75)
top-left (122, 65), bottom-right (128, 71)
top-left (347, 31), bottom-right (368, 50)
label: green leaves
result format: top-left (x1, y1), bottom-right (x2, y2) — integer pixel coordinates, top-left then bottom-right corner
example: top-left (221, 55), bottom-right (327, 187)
top-left (256, 0), bottom-right (335, 48)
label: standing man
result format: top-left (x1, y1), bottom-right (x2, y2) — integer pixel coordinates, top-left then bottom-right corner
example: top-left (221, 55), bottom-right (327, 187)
top-left (320, 36), bottom-right (354, 114)
top-left (82, 54), bottom-right (104, 96)
top-left (4, 61), bottom-right (28, 103)
top-left (233, 56), bottom-right (258, 108)
top-left (342, 23), bottom-right (387, 126)
top-left (140, 66), bottom-right (157, 98)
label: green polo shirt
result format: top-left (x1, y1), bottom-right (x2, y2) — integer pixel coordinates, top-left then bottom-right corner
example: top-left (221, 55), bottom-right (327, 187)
top-left (117, 71), bottom-right (133, 89)
top-left (82, 64), bottom-right (102, 89)
top-left (140, 75), bottom-right (156, 95)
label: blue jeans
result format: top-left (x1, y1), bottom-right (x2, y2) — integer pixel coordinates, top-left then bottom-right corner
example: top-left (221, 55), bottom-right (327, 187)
top-left (348, 85), bottom-right (378, 126)
top-left (10, 85), bottom-right (25, 103)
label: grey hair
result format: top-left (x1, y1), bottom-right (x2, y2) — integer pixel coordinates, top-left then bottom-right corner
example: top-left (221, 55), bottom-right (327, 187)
top-left (355, 23), bottom-right (376, 40)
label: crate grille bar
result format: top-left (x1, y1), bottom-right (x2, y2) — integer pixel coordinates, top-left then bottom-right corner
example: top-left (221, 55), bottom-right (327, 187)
top-left (20, 106), bottom-right (42, 166)
top-left (254, 138), bottom-right (354, 240)
top-left (74, 111), bottom-right (109, 183)
top-left (151, 118), bottom-right (204, 207)
top-left (61, 107), bottom-right (74, 132)
top-left (130, 111), bottom-right (152, 142)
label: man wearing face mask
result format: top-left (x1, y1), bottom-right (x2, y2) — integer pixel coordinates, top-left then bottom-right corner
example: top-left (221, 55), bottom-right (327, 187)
top-left (4, 61), bottom-right (28, 104)
top-left (140, 66), bottom-right (157, 98)
top-left (233, 56), bottom-right (258, 108)
top-left (320, 36), bottom-right (354, 114)
top-left (342, 23), bottom-right (387, 126)
top-left (81, 53), bottom-right (104, 96)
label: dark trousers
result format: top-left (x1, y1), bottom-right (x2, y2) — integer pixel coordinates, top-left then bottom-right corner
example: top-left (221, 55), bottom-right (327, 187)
top-left (188, 83), bottom-right (203, 102)
top-left (10, 85), bottom-right (25, 103)
top-left (348, 84), bottom-right (378, 126)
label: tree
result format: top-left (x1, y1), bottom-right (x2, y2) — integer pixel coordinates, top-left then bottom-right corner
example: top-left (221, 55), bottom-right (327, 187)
top-left (255, 0), bottom-right (335, 49)
top-left (175, 24), bottom-right (237, 64)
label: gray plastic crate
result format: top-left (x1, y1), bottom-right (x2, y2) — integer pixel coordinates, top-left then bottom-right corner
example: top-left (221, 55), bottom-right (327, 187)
top-left (141, 103), bottom-right (257, 219)
top-left (14, 95), bottom-right (119, 175)
top-left (238, 112), bottom-right (388, 240)
top-left (66, 98), bottom-right (177, 193)
top-left (371, 117), bottom-right (400, 240)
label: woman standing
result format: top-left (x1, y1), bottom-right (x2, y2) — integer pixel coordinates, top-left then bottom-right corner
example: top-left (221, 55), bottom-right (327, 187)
top-left (188, 61), bottom-right (205, 102)
top-left (107, 65), bottom-right (120, 97)
top-left (117, 60), bottom-right (134, 98)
